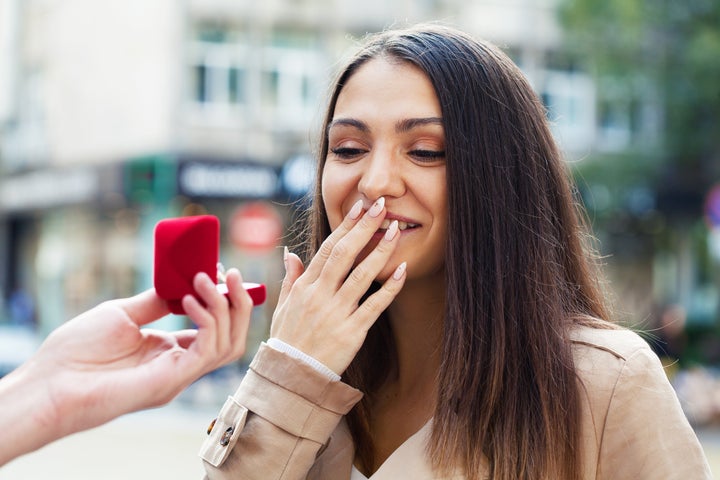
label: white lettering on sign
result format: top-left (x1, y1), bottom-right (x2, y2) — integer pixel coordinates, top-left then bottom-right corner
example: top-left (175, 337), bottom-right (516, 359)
top-left (179, 163), bottom-right (278, 198)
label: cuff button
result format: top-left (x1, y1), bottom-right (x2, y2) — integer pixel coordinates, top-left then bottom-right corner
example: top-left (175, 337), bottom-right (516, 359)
top-left (220, 427), bottom-right (234, 446)
top-left (206, 418), bottom-right (217, 435)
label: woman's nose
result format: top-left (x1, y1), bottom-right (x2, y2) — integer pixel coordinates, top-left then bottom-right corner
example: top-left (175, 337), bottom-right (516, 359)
top-left (357, 151), bottom-right (405, 200)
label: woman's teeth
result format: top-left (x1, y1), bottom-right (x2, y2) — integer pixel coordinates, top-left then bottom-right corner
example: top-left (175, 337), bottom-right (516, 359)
top-left (379, 219), bottom-right (418, 231)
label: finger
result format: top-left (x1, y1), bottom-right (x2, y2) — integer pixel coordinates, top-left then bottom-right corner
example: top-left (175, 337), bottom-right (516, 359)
top-left (315, 198), bottom-right (388, 289)
top-left (224, 268), bottom-right (251, 359)
top-left (302, 198), bottom-right (377, 281)
top-left (337, 220), bottom-right (401, 305)
top-left (276, 248), bottom-right (305, 307)
top-left (181, 273), bottom-right (222, 354)
top-left (182, 293), bottom-right (214, 331)
top-left (118, 289), bottom-right (171, 327)
top-left (180, 294), bottom-right (222, 374)
top-left (174, 329), bottom-right (199, 349)
top-left (224, 268), bottom-right (251, 311)
top-left (351, 261), bottom-right (407, 332)
top-left (193, 272), bottom-right (232, 354)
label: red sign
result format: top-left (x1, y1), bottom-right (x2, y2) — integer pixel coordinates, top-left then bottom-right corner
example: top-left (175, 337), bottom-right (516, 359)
top-left (230, 202), bottom-right (283, 252)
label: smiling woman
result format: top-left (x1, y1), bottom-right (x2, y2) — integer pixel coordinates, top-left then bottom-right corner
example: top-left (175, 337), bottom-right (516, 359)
top-left (200, 24), bottom-right (712, 480)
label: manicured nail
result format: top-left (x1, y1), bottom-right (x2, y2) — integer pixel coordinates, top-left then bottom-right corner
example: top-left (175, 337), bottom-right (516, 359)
top-left (348, 199), bottom-right (363, 220)
top-left (368, 197), bottom-right (385, 217)
top-left (392, 262), bottom-right (407, 280)
top-left (384, 220), bottom-right (399, 241)
top-left (283, 246), bottom-right (289, 271)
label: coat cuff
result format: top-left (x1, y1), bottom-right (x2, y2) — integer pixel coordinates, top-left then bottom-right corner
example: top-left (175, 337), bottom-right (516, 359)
top-left (235, 343), bottom-right (362, 443)
top-left (198, 343), bottom-right (363, 469)
top-left (200, 395), bottom-right (249, 467)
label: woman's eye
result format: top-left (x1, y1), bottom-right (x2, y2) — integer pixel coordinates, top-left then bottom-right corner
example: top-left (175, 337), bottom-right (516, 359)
top-left (330, 147), bottom-right (366, 159)
top-left (410, 149), bottom-right (446, 162)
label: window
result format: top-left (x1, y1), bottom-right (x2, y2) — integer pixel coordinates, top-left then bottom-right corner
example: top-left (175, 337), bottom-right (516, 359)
top-left (187, 25), bottom-right (325, 130)
top-left (188, 29), bottom-right (250, 109)
top-left (539, 69), bottom-right (596, 153)
top-left (595, 76), bottom-right (659, 152)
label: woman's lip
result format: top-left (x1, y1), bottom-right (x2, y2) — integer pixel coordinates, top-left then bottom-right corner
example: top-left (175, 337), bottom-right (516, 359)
top-left (385, 212), bottom-right (420, 224)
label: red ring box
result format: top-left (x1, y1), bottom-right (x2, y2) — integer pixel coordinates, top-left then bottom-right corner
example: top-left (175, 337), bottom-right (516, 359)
top-left (153, 215), bottom-right (266, 314)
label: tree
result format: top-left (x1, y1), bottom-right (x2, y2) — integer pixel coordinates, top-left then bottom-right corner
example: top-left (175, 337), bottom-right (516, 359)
top-left (559, 0), bottom-right (720, 223)
top-left (559, 0), bottom-right (720, 352)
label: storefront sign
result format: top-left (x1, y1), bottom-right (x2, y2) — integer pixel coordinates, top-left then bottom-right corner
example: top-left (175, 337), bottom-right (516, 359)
top-left (178, 161), bottom-right (278, 199)
top-left (0, 168), bottom-right (99, 212)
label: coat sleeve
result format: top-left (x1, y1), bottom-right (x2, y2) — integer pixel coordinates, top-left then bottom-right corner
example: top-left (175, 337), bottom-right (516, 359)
top-left (199, 343), bottom-right (363, 480)
top-left (597, 344), bottom-right (712, 479)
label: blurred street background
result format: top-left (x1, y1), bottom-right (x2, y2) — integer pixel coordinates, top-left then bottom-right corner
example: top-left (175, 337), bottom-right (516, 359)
top-left (0, 0), bottom-right (719, 477)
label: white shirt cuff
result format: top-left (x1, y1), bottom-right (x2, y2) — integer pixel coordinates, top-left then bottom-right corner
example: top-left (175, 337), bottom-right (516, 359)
top-left (266, 338), bottom-right (341, 382)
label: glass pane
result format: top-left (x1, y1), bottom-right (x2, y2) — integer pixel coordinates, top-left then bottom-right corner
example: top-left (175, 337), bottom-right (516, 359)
top-left (229, 67), bottom-right (246, 104)
top-left (261, 70), bottom-right (279, 106)
top-left (194, 64), bottom-right (207, 103)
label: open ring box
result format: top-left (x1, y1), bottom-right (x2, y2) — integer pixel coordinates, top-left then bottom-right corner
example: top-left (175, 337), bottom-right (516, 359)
top-left (153, 215), bottom-right (266, 314)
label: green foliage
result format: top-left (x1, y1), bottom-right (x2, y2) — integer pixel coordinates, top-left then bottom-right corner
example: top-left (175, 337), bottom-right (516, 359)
top-left (559, 0), bottom-right (720, 215)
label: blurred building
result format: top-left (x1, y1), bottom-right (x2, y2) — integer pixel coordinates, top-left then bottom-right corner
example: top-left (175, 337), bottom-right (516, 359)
top-left (0, 0), bottom-right (662, 338)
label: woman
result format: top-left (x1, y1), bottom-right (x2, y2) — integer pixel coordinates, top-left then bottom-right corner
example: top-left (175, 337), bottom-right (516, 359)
top-left (200, 24), bottom-right (711, 479)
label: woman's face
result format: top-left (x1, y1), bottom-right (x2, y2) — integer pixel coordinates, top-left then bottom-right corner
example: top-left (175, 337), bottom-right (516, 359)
top-left (321, 57), bottom-right (448, 282)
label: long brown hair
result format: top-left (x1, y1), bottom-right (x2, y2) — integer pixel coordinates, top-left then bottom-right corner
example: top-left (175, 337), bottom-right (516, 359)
top-left (302, 24), bottom-right (611, 480)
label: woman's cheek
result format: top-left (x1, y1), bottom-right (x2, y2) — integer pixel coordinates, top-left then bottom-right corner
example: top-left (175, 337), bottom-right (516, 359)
top-left (321, 177), bottom-right (348, 230)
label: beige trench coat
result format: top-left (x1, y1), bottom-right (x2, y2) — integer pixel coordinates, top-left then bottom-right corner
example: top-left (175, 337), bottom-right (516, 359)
top-left (199, 326), bottom-right (712, 479)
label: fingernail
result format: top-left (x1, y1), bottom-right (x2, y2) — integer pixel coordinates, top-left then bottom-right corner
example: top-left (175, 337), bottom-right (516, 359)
top-left (368, 197), bottom-right (385, 217)
top-left (348, 199), bottom-right (363, 220)
top-left (384, 220), bottom-right (399, 241)
top-left (392, 262), bottom-right (407, 280)
top-left (283, 246), bottom-right (289, 271)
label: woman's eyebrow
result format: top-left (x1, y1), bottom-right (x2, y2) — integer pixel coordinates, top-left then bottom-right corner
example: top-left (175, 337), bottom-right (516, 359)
top-left (395, 117), bottom-right (443, 132)
top-left (328, 117), bottom-right (444, 135)
top-left (327, 118), bottom-right (369, 133)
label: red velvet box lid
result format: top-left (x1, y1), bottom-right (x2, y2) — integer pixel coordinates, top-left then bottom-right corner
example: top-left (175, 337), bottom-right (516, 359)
top-left (154, 215), bottom-right (219, 302)
top-left (154, 215), bottom-right (218, 314)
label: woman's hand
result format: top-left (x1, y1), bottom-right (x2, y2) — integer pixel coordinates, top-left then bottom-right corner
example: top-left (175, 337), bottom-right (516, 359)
top-left (271, 198), bottom-right (407, 375)
top-left (14, 269), bottom-right (253, 449)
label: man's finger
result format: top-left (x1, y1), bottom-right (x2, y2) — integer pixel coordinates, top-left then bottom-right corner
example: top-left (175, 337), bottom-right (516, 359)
top-left (118, 289), bottom-right (171, 327)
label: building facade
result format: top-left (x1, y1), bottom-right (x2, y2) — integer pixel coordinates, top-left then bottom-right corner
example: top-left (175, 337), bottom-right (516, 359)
top-left (2, 0), bottom-right (663, 339)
